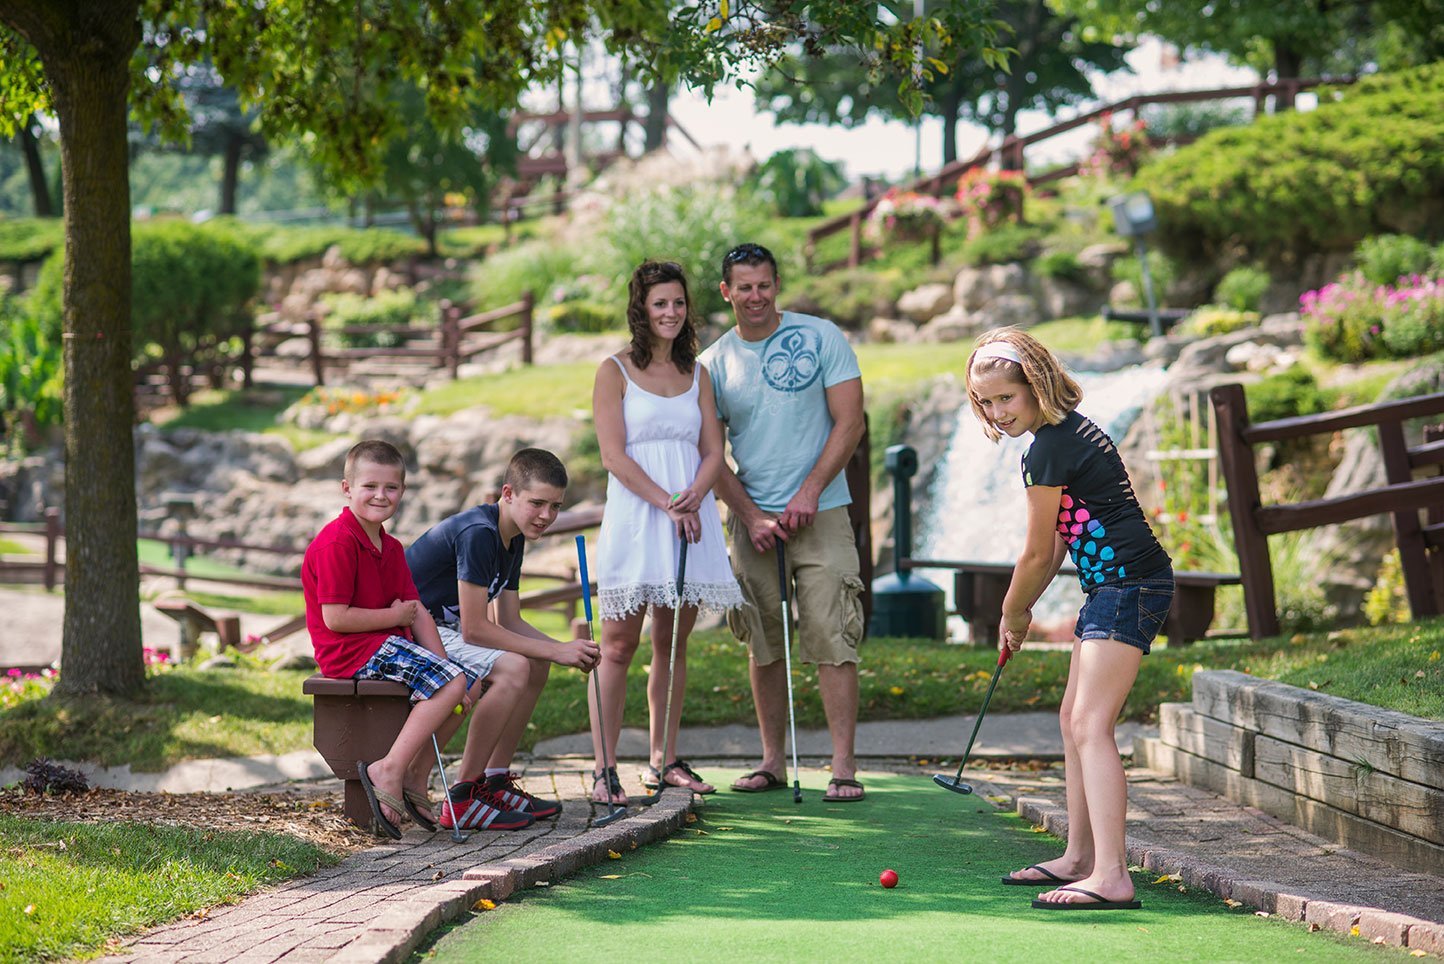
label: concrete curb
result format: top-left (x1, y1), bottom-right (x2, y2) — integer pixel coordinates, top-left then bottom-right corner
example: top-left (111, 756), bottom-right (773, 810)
top-left (316, 792), bottom-right (696, 964)
top-left (1012, 794), bottom-right (1444, 958)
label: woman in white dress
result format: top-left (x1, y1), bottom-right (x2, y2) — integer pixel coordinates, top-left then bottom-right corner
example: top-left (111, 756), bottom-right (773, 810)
top-left (588, 260), bottom-right (744, 804)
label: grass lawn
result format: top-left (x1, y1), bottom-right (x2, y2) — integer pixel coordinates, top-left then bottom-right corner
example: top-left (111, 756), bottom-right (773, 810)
top-left (0, 814), bottom-right (337, 964)
top-left (415, 772), bottom-right (1399, 964)
top-left (2, 620), bottom-right (1437, 771)
top-left (0, 537), bottom-right (32, 555)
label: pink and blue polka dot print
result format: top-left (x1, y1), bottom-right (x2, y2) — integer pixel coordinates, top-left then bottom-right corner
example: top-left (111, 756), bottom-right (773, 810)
top-left (1056, 491), bottom-right (1124, 585)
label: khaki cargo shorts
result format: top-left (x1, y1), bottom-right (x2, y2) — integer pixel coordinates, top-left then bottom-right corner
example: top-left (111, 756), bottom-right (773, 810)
top-left (725, 505), bottom-right (864, 667)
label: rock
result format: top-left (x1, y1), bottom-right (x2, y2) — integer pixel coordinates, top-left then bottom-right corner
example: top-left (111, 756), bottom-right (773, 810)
top-left (970, 293), bottom-right (1039, 330)
top-left (1059, 339), bottom-right (1146, 373)
top-left (916, 305), bottom-right (979, 342)
top-left (372, 266), bottom-right (403, 295)
top-left (321, 244), bottom-right (347, 271)
top-left (953, 263), bottom-right (1028, 312)
top-left (1224, 341), bottom-right (1288, 372)
top-left (867, 317), bottom-right (916, 343)
top-left (1142, 333), bottom-right (1194, 367)
top-left (1171, 319), bottom-right (1305, 374)
top-left (279, 292), bottom-right (313, 324)
top-left (1109, 280), bottom-right (1139, 306)
top-left (270, 652), bottom-right (318, 672)
top-left (296, 437), bottom-right (356, 481)
top-left (338, 267), bottom-right (371, 296)
top-left (896, 283), bottom-right (954, 322)
top-left (1033, 274), bottom-right (1102, 320)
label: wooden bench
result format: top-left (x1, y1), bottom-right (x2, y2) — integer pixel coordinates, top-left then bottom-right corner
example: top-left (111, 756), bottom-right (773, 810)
top-left (901, 558), bottom-right (1241, 647)
top-left (153, 599), bottom-right (242, 660)
top-left (302, 674), bottom-right (412, 831)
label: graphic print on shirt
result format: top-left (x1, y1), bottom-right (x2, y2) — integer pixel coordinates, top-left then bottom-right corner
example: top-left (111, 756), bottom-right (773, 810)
top-left (1055, 490), bottom-right (1124, 585)
top-left (762, 326), bottom-right (822, 393)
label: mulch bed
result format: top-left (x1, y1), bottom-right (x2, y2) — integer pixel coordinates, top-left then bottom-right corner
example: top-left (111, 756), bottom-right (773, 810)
top-left (1, 784), bottom-right (376, 856)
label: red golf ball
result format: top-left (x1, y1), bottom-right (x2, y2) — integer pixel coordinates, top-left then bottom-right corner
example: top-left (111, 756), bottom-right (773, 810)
top-left (879, 869), bottom-right (898, 888)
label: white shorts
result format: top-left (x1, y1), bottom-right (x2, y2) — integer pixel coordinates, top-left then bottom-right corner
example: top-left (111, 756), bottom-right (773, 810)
top-left (437, 622), bottom-right (506, 690)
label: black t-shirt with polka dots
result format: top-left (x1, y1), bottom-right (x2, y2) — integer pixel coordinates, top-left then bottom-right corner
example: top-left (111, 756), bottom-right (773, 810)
top-left (1021, 409), bottom-right (1171, 591)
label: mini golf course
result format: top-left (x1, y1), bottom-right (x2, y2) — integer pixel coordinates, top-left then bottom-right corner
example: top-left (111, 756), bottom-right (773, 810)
top-left (416, 771), bottom-right (1405, 963)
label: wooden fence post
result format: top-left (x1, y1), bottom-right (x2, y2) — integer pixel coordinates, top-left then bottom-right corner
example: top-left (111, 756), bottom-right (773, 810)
top-left (43, 506), bottom-right (59, 591)
top-left (1210, 384), bottom-right (1279, 638)
top-left (306, 311), bottom-right (325, 387)
top-left (521, 290), bottom-right (535, 366)
top-left (1427, 424), bottom-right (1444, 605)
top-left (1379, 421), bottom-right (1439, 617)
top-left (240, 321), bottom-right (254, 389)
top-left (848, 211), bottom-right (862, 268)
top-left (440, 300), bottom-right (460, 379)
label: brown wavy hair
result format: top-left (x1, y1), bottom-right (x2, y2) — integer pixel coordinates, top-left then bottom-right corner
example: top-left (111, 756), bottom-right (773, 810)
top-left (965, 326), bottom-right (1083, 443)
top-left (626, 260), bottom-right (699, 373)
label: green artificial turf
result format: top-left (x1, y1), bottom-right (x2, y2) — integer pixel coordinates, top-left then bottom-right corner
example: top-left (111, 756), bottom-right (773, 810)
top-left (417, 772), bottom-right (1402, 964)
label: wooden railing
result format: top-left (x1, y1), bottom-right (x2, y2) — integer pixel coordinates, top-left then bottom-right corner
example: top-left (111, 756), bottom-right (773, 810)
top-left (1210, 384), bottom-right (1444, 639)
top-left (0, 505), bottom-right (605, 635)
top-left (240, 292), bottom-right (534, 389)
top-left (806, 76), bottom-right (1357, 273)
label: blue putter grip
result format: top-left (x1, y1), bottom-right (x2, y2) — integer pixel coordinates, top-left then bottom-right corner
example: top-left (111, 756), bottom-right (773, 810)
top-left (576, 535), bottom-right (593, 622)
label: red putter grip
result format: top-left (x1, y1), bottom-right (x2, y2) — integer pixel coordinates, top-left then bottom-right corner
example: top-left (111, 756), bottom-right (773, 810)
top-left (998, 646), bottom-right (1013, 668)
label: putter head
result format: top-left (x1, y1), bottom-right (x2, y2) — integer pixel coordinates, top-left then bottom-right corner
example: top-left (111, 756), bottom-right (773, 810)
top-left (933, 773), bottom-right (974, 795)
top-left (631, 788), bottom-right (664, 808)
top-left (793, 783), bottom-right (803, 804)
top-left (439, 802), bottom-right (470, 843)
top-left (592, 806), bottom-right (627, 827)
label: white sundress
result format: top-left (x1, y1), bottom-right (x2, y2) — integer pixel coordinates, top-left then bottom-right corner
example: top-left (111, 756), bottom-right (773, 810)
top-left (596, 357), bottom-right (745, 620)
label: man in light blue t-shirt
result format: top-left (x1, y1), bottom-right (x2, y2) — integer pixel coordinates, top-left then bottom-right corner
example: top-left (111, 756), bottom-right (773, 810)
top-left (701, 242), bottom-right (867, 803)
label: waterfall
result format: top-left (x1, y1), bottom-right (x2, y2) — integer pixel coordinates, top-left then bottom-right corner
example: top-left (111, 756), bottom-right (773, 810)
top-left (916, 365), bottom-right (1172, 642)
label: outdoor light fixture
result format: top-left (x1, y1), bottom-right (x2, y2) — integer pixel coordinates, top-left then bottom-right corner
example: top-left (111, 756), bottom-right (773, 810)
top-left (1108, 190), bottom-right (1162, 337)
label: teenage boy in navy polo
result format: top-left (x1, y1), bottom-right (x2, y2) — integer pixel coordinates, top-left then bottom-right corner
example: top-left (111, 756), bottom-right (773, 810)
top-left (407, 448), bottom-right (602, 829)
top-left (303, 440), bottom-right (521, 839)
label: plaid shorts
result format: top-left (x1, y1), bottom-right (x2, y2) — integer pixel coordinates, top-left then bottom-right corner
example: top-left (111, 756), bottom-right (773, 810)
top-left (356, 635), bottom-right (478, 704)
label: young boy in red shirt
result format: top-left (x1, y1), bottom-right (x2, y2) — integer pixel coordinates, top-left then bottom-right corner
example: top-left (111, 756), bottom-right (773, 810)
top-left (303, 440), bottom-right (530, 838)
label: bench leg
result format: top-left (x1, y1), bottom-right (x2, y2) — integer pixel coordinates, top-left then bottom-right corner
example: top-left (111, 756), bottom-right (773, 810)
top-left (344, 779), bottom-right (378, 832)
top-left (1164, 584), bottom-right (1217, 645)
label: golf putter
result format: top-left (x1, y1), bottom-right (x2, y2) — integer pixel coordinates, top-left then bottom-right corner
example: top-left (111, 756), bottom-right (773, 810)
top-left (431, 734), bottom-right (468, 843)
top-left (633, 535), bottom-right (688, 808)
top-left (777, 543), bottom-right (803, 804)
top-left (577, 535), bottom-right (626, 827)
top-left (933, 645), bottom-right (1014, 795)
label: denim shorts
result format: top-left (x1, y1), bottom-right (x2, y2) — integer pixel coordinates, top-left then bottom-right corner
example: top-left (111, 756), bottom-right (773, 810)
top-left (1074, 569), bottom-right (1175, 654)
top-left (357, 635), bottom-right (478, 703)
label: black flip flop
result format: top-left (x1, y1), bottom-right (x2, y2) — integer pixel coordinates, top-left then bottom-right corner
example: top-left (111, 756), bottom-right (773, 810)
top-left (822, 777), bottom-right (866, 802)
top-left (402, 788), bottom-right (438, 832)
top-left (730, 769), bottom-right (786, 793)
top-left (357, 761), bottom-right (403, 840)
top-left (645, 760), bottom-right (718, 794)
top-left (1002, 864), bottom-right (1081, 886)
top-left (1031, 886), bottom-right (1141, 910)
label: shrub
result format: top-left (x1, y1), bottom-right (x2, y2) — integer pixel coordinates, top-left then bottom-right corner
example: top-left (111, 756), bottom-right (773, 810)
top-left (1177, 306), bottom-right (1259, 337)
top-left (1083, 111), bottom-right (1151, 179)
top-left (953, 168), bottom-right (1027, 231)
top-left (1378, 276), bottom-right (1444, 356)
top-left (587, 183), bottom-right (777, 319)
top-left (782, 266), bottom-right (912, 329)
top-left (1031, 250), bottom-right (1087, 282)
top-left (0, 218), bottom-right (63, 263)
top-left (1134, 64), bottom-right (1444, 270)
top-left (1215, 266), bottom-right (1271, 312)
top-left (471, 237), bottom-right (588, 316)
top-left (543, 298), bottom-right (617, 334)
top-left (1247, 366), bottom-right (1329, 424)
top-left (320, 288), bottom-right (421, 348)
top-left (232, 221), bottom-right (428, 265)
top-left (1140, 100), bottom-right (1250, 139)
top-left (866, 189), bottom-right (950, 245)
top-left (1355, 233), bottom-right (1435, 285)
top-left (748, 148), bottom-right (846, 217)
top-left (958, 222), bottom-right (1044, 266)
top-left (1300, 272), bottom-right (1383, 362)
top-left (0, 299), bottom-right (62, 449)
top-left (1110, 248), bottom-right (1178, 306)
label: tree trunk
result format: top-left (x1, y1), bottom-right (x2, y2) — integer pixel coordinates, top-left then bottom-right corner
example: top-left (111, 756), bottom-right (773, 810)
top-left (643, 79), bottom-right (669, 153)
top-left (19, 114), bottom-right (53, 217)
top-left (939, 83), bottom-right (965, 166)
top-left (1273, 40), bottom-right (1303, 110)
top-left (220, 131), bottom-right (242, 214)
top-left (0, 0), bottom-right (146, 697)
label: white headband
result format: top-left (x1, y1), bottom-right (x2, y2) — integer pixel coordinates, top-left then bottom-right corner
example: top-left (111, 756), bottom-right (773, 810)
top-left (973, 342), bottom-right (1023, 365)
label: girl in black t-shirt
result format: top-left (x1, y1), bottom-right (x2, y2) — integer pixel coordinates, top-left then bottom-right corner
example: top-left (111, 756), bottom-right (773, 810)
top-left (965, 326), bottom-right (1174, 912)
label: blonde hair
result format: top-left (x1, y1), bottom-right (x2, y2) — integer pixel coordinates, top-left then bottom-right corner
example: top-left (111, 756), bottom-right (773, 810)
top-left (965, 327), bottom-right (1083, 442)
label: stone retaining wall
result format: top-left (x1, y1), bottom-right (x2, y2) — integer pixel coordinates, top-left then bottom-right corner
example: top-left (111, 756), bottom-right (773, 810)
top-left (1136, 669), bottom-right (1444, 875)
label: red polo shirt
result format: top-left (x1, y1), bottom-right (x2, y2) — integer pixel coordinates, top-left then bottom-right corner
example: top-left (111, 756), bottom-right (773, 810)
top-left (303, 507), bottom-right (418, 677)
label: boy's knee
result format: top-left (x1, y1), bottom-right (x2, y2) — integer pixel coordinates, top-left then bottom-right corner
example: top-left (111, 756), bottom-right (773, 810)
top-left (491, 652), bottom-right (528, 686)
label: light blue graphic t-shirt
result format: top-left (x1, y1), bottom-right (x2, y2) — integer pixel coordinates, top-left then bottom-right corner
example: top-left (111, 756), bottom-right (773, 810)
top-left (701, 311), bottom-right (862, 512)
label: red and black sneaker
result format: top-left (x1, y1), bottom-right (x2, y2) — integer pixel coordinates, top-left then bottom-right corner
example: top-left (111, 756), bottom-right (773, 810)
top-left (485, 771), bottom-right (562, 820)
top-left (440, 780), bottom-right (535, 831)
